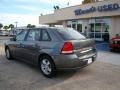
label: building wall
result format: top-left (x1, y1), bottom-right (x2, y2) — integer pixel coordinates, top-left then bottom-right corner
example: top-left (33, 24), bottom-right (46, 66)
top-left (39, 0), bottom-right (120, 39)
top-left (110, 16), bottom-right (120, 38)
top-left (39, 0), bottom-right (120, 25)
top-left (39, 14), bottom-right (57, 24)
top-left (54, 0), bottom-right (120, 21)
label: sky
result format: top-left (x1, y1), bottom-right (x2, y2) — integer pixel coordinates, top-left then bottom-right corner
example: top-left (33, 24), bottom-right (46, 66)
top-left (0, 0), bottom-right (83, 27)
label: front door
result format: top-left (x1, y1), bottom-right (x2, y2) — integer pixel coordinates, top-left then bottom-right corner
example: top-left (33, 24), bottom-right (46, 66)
top-left (12, 30), bottom-right (28, 58)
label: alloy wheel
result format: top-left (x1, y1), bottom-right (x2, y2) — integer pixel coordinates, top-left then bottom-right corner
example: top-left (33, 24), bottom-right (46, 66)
top-left (41, 59), bottom-right (52, 75)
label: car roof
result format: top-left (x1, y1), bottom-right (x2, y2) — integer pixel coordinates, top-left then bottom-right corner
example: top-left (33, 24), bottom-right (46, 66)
top-left (17, 27), bottom-right (72, 31)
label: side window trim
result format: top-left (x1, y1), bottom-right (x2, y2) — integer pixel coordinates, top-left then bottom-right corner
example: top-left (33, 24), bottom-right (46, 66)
top-left (24, 29), bottom-right (30, 41)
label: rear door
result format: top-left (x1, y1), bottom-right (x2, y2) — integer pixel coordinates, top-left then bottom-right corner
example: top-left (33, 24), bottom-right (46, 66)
top-left (39, 29), bottom-right (52, 54)
top-left (20, 29), bottom-right (41, 63)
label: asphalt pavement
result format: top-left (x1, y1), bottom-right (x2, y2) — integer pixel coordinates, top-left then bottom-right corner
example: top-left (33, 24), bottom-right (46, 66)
top-left (0, 36), bottom-right (120, 90)
top-left (97, 51), bottom-right (120, 66)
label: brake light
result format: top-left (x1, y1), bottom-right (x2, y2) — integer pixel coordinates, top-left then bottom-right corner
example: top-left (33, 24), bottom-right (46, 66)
top-left (61, 42), bottom-right (73, 54)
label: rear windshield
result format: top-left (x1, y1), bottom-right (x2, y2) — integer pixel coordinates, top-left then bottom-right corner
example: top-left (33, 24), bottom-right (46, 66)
top-left (55, 28), bottom-right (85, 40)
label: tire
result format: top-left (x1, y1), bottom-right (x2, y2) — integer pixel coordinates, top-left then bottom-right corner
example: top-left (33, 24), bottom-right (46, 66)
top-left (39, 55), bottom-right (56, 78)
top-left (110, 49), bottom-right (113, 52)
top-left (5, 47), bottom-right (13, 60)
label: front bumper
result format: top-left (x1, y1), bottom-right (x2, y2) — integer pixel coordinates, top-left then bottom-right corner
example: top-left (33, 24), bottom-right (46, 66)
top-left (110, 44), bottom-right (120, 49)
top-left (52, 52), bottom-right (97, 70)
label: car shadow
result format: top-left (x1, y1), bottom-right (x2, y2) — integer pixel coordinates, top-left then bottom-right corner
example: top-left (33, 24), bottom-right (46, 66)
top-left (0, 54), bottom-right (92, 90)
top-left (110, 50), bottom-right (120, 53)
top-left (13, 58), bottom-right (77, 78)
top-left (5, 58), bottom-right (79, 89)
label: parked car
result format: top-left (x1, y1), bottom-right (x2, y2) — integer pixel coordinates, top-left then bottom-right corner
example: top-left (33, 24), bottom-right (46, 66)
top-left (0, 30), bottom-right (3, 36)
top-left (0, 30), bottom-right (9, 36)
top-left (4, 27), bottom-right (97, 77)
top-left (110, 34), bottom-right (120, 51)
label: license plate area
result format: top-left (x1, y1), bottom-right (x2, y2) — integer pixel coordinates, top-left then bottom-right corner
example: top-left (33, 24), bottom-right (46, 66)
top-left (84, 58), bottom-right (92, 64)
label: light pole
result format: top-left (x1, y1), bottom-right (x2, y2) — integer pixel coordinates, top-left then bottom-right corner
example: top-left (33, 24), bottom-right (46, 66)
top-left (14, 22), bottom-right (18, 29)
top-left (14, 22), bottom-right (18, 35)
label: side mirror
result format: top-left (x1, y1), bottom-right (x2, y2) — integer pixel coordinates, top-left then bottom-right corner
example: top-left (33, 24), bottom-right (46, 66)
top-left (10, 37), bottom-right (16, 41)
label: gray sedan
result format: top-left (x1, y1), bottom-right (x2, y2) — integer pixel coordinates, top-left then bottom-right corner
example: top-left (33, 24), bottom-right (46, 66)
top-left (4, 27), bottom-right (97, 77)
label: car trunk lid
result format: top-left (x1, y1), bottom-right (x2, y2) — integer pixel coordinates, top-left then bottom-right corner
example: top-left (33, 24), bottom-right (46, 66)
top-left (70, 39), bottom-right (96, 57)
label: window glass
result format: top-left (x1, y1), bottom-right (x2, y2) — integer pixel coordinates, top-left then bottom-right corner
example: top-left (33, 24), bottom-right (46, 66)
top-left (41, 30), bottom-right (51, 41)
top-left (16, 30), bottom-right (27, 41)
top-left (26, 30), bottom-right (40, 41)
top-left (77, 24), bottom-right (82, 32)
top-left (67, 25), bottom-right (71, 28)
top-left (56, 28), bottom-right (85, 40)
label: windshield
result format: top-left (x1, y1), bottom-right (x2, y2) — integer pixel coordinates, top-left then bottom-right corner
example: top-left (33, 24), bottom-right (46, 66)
top-left (56, 28), bottom-right (86, 40)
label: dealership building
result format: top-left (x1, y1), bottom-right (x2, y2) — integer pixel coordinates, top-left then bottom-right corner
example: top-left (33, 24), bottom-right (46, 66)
top-left (39, 0), bottom-right (120, 41)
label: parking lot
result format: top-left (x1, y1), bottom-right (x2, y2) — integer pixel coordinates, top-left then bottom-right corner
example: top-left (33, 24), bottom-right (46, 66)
top-left (0, 36), bottom-right (120, 90)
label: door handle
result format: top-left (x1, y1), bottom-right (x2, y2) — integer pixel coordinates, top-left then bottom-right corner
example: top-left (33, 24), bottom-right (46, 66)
top-left (32, 44), bottom-right (41, 49)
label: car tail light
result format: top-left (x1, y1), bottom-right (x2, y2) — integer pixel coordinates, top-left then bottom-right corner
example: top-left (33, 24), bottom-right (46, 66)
top-left (115, 40), bottom-right (118, 44)
top-left (61, 42), bottom-right (74, 54)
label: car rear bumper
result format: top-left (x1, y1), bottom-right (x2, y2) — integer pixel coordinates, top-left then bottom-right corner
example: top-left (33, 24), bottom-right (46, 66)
top-left (52, 52), bottom-right (97, 70)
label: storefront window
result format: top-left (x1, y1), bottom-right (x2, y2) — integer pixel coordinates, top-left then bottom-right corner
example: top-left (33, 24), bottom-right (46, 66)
top-left (89, 18), bottom-right (110, 41)
top-left (67, 20), bottom-right (82, 32)
top-left (77, 24), bottom-right (82, 32)
top-left (95, 23), bottom-right (102, 38)
top-left (102, 23), bottom-right (109, 32)
top-left (67, 25), bottom-right (71, 28)
top-left (72, 24), bottom-right (76, 29)
top-left (89, 23), bottom-right (94, 32)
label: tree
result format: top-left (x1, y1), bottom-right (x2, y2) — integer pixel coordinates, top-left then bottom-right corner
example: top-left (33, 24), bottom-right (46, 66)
top-left (27, 24), bottom-right (32, 28)
top-left (31, 25), bottom-right (36, 28)
top-left (56, 6), bottom-right (59, 9)
top-left (53, 6), bottom-right (56, 10)
top-left (53, 5), bottom-right (60, 10)
top-left (3, 26), bottom-right (9, 30)
top-left (27, 24), bottom-right (36, 28)
top-left (9, 24), bottom-right (14, 30)
top-left (0, 23), bottom-right (3, 30)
